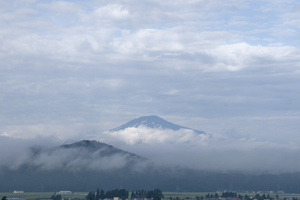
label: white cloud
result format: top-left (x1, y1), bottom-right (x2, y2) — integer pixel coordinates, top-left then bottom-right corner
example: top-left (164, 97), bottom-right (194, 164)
top-left (1, 0), bottom-right (299, 72)
top-left (205, 42), bottom-right (300, 72)
top-left (100, 126), bottom-right (300, 173)
top-left (0, 135), bottom-right (60, 170)
top-left (163, 89), bottom-right (179, 95)
top-left (30, 147), bottom-right (133, 171)
top-left (93, 4), bottom-right (130, 20)
top-left (2, 122), bottom-right (300, 173)
top-left (38, 1), bottom-right (83, 15)
top-left (1, 0), bottom-right (300, 167)
top-left (104, 126), bottom-right (209, 145)
top-left (0, 136), bottom-right (146, 172)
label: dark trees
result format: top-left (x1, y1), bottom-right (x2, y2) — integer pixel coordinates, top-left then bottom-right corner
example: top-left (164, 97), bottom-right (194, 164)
top-left (88, 188), bottom-right (163, 200)
top-left (222, 192), bottom-right (237, 198)
top-left (51, 194), bottom-right (62, 200)
top-left (86, 192), bottom-right (96, 200)
top-left (153, 189), bottom-right (164, 200)
top-left (87, 189), bottom-right (129, 200)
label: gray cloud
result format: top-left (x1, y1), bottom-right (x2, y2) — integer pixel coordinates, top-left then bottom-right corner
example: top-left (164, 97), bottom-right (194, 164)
top-left (102, 127), bottom-right (300, 173)
top-left (0, 136), bottom-right (60, 170)
top-left (0, 136), bottom-right (148, 172)
top-left (2, 132), bottom-right (300, 174)
top-left (0, 0), bottom-right (300, 173)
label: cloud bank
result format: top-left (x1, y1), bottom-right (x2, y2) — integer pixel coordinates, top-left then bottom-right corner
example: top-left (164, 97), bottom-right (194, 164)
top-left (1, 127), bottom-right (300, 174)
top-left (105, 126), bottom-right (209, 144)
top-left (0, 136), bottom-right (147, 172)
top-left (92, 126), bottom-right (300, 173)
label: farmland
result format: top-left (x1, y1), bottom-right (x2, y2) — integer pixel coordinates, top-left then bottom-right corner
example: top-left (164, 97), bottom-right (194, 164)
top-left (0, 192), bottom-right (87, 200)
top-left (2, 192), bottom-right (300, 200)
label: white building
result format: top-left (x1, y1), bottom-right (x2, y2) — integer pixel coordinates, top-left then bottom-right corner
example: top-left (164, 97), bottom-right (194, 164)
top-left (13, 191), bottom-right (24, 194)
top-left (57, 191), bottom-right (72, 195)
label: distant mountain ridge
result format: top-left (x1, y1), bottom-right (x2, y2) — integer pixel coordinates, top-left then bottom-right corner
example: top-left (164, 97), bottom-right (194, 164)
top-left (25, 140), bottom-right (146, 172)
top-left (60, 140), bottom-right (143, 159)
top-left (109, 115), bottom-right (205, 134)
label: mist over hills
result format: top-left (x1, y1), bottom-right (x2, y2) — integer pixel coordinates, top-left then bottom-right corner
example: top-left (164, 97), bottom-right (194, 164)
top-left (2, 116), bottom-right (300, 192)
top-left (27, 140), bottom-right (145, 171)
top-left (60, 140), bottom-right (142, 160)
top-left (104, 116), bottom-right (300, 174)
top-left (0, 139), bottom-right (150, 192)
top-left (2, 138), bottom-right (300, 193)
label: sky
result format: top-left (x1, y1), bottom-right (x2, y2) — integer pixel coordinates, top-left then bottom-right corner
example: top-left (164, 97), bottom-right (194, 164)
top-left (1, 0), bottom-right (300, 145)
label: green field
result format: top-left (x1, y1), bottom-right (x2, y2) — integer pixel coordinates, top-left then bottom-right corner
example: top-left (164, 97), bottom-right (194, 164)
top-left (162, 192), bottom-right (300, 199)
top-left (0, 192), bottom-right (88, 200)
top-left (163, 192), bottom-right (211, 198)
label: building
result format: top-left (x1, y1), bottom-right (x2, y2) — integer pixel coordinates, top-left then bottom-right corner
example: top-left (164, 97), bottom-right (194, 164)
top-left (13, 191), bottom-right (24, 194)
top-left (57, 191), bottom-right (72, 195)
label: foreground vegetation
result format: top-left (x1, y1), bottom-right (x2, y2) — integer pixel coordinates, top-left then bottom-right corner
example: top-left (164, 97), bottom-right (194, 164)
top-left (163, 192), bottom-right (300, 200)
top-left (0, 192), bottom-right (86, 200)
top-left (2, 191), bottom-right (300, 200)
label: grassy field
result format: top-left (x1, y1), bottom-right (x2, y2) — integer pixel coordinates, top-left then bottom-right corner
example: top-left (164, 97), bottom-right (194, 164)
top-left (162, 192), bottom-right (300, 199)
top-left (0, 192), bottom-right (88, 200)
top-left (163, 192), bottom-right (209, 198)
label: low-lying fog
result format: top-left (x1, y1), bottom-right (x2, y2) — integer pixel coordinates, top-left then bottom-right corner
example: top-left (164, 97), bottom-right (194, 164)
top-left (1, 126), bottom-right (299, 174)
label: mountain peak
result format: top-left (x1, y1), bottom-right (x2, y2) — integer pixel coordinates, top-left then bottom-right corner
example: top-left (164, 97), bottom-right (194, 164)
top-left (60, 140), bottom-right (143, 159)
top-left (61, 140), bottom-right (112, 150)
top-left (109, 115), bottom-right (204, 134)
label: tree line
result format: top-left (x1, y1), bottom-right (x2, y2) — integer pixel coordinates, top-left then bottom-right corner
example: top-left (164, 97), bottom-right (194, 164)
top-left (199, 192), bottom-right (271, 200)
top-left (86, 188), bottom-right (164, 200)
top-left (190, 192), bottom-right (282, 200)
top-left (130, 189), bottom-right (164, 200)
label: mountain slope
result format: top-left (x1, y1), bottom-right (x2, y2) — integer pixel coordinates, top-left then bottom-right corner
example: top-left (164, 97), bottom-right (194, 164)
top-left (27, 140), bottom-right (145, 171)
top-left (60, 140), bottom-right (142, 158)
top-left (110, 115), bottom-right (204, 134)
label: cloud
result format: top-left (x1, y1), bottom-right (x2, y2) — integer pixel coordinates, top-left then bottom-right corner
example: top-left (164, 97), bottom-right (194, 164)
top-left (1, 128), bottom-right (300, 174)
top-left (103, 127), bottom-right (300, 173)
top-left (29, 146), bottom-right (135, 171)
top-left (0, 0), bottom-right (300, 168)
top-left (68, 125), bottom-right (299, 173)
top-left (103, 126), bottom-right (209, 145)
top-left (0, 135), bottom-right (60, 170)
top-left (0, 136), bottom-right (147, 172)
top-left (93, 4), bottom-right (130, 20)
top-left (0, 124), bottom-right (96, 140)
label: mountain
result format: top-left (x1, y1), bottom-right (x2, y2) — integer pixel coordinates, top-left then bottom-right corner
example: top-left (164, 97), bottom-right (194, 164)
top-left (0, 140), bottom-right (149, 192)
top-left (109, 115), bottom-right (205, 134)
top-left (3, 140), bottom-right (300, 192)
top-left (2, 139), bottom-right (145, 174)
top-left (60, 140), bottom-right (143, 159)
top-left (30, 140), bottom-right (145, 171)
